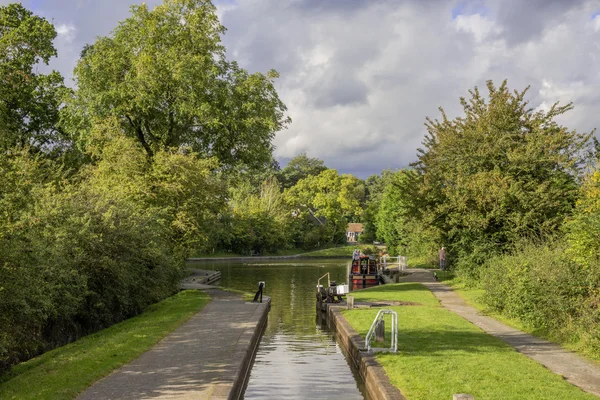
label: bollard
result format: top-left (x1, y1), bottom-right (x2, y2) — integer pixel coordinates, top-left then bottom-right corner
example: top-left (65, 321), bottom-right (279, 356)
top-left (347, 295), bottom-right (354, 310)
top-left (453, 394), bottom-right (474, 400)
top-left (252, 281), bottom-right (265, 303)
top-left (375, 319), bottom-right (385, 342)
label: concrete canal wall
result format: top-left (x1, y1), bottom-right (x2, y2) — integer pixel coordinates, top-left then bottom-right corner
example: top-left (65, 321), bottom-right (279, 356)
top-left (327, 305), bottom-right (406, 400)
top-left (228, 297), bottom-right (271, 400)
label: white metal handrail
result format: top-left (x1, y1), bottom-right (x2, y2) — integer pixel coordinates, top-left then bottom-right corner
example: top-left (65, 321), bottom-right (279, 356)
top-left (382, 255), bottom-right (407, 271)
top-left (365, 309), bottom-right (398, 353)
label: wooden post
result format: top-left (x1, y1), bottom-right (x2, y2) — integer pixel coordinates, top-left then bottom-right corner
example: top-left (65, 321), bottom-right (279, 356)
top-left (347, 295), bottom-right (354, 310)
top-left (375, 319), bottom-right (385, 342)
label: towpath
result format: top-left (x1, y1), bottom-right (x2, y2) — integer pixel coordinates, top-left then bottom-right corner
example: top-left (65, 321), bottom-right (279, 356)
top-left (395, 268), bottom-right (600, 397)
top-left (78, 286), bottom-right (269, 400)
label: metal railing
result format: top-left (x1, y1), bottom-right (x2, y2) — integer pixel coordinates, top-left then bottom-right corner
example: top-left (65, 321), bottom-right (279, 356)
top-left (382, 255), bottom-right (407, 271)
top-left (365, 309), bottom-right (398, 353)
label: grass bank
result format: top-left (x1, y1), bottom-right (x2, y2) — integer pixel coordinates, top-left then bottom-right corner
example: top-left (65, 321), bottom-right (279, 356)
top-left (434, 271), bottom-right (600, 364)
top-left (0, 290), bottom-right (210, 400)
top-left (343, 283), bottom-right (595, 400)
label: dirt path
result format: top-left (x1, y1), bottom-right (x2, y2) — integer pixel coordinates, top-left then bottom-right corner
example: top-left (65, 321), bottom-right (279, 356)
top-left (397, 268), bottom-right (600, 397)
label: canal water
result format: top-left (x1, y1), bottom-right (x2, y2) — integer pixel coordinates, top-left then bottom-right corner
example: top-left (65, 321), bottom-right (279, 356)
top-left (187, 259), bottom-right (366, 400)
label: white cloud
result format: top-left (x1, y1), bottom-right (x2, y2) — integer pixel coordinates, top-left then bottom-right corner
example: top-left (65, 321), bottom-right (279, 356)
top-left (454, 13), bottom-right (499, 43)
top-left (55, 23), bottom-right (76, 42)
top-left (593, 15), bottom-right (600, 32)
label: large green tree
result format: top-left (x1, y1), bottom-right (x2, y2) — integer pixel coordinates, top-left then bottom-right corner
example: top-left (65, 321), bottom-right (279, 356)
top-left (415, 80), bottom-right (591, 275)
top-left (284, 169), bottom-right (365, 243)
top-left (63, 0), bottom-right (289, 171)
top-left (277, 152), bottom-right (327, 189)
top-left (0, 3), bottom-right (65, 151)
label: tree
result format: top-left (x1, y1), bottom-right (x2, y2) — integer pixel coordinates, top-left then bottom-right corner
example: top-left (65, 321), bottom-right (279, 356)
top-left (415, 80), bottom-right (591, 276)
top-left (228, 178), bottom-right (291, 254)
top-left (63, 0), bottom-right (289, 171)
top-left (0, 4), bottom-right (66, 152)
top-left (361, 170), bottom-right (395, 242)
top-left (284, 169), bottom-right (364, 243)
top-left (277, 152), bottom-right (327, 189)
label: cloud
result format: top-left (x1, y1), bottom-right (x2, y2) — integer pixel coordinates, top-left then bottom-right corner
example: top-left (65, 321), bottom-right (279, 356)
top-left (218, 0), bottom-right (600, 177)
top-left (2, 0), bottom-right (599, 177)
top-left (55, 23), bottom-right (76, 41)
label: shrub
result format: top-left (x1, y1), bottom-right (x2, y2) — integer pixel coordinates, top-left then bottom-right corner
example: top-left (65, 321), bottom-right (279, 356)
top-left (481, 240), bottom-right (600, 354)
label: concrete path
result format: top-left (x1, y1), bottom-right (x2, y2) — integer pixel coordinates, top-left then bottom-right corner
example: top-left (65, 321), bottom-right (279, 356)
top-left (78, 289), bottom-right (269, 400)
top-left (396, 268), bottom-right (600, 397)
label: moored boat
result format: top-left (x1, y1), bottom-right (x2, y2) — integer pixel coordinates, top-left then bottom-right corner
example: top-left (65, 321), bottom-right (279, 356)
top-left (349, 254), bottom-right (383, 290)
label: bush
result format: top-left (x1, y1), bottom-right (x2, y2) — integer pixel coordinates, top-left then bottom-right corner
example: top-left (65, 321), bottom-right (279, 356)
top-left (481, 240), bottom-right (600, 355)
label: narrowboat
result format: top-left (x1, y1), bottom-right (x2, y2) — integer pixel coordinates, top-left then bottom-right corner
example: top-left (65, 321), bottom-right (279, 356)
top-left (349, 254), bottom-right (383, 290)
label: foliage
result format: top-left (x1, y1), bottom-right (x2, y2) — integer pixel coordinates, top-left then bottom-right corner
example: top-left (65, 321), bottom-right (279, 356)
top-left (284, 169), bottom-right (365, 244)
top-left (566, 168), bottom-right (600, 267)
top-left (0, 290), bottom-right (209, 400)
top-left (481, 241), bottom-right (600, 358)
top-left (63, 0), bottom-right (289, 171)
top-left (414, 80), bottom-right (591, 278)
top-left (276, 152), bottom-right (327, 189)
top-left (0, 3), bottom-right (66, 152)
top-left (359, 170), bottom-right (395, 243)
top-left (0, 142), bottom-right (187, 373)
top-left (227, 178), bottom-right (292, 254)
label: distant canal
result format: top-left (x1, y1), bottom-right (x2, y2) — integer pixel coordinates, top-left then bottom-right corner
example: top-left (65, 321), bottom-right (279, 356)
top-left (186, 259), bottom-right (366, 400)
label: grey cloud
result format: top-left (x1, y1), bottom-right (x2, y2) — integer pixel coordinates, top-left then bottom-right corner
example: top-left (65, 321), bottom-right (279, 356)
top-left (489, 0), bottom-right (591, 46)
top-left (310, 72), bottom-right (369, 108)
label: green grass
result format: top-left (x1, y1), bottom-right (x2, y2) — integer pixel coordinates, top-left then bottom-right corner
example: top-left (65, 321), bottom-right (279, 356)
top-left (342, 283), bottom-right (596, 400)
top-left (0, 290), bottom-right (210, 400)
top-left (349, 283), bottom-right (440, 307)
top-left (438, 273), bottom-right (600, 364)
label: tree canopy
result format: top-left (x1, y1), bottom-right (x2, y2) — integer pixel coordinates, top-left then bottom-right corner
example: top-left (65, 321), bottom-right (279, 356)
top-left (277, 152), bottom-right (327, 189)
top-left (415, 80), bottom-right (591, 272)
top-left (0, 3), bottom-right (65, 152)
top-left (63, 0), bottom-right (289, 170)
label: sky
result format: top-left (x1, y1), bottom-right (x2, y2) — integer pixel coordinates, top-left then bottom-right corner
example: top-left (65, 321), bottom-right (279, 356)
top-left (4, 0), bottom-right (600, 178)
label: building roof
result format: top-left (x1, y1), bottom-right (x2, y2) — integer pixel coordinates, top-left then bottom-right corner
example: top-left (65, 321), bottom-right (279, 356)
top-left (347, 223), bottom-right (364, 233)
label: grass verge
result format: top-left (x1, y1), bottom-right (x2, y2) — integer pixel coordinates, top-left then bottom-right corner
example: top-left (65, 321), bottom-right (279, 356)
top-left (342, 283), bottom-right (596, 400)
top-left (349, 283), bottom-right (440, 307)
top-left (435, 271), bottom-right (600, 364)
top-left (0, 290), bottom-right (210, 400)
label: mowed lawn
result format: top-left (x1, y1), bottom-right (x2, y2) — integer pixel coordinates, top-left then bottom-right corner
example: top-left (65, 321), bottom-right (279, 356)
top-left (0, 290), bottom-right (210, 400)
top-left (343, 283), bottom-right (596, 400)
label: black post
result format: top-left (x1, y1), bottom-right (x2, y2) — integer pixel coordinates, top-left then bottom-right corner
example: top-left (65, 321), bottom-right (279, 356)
top-left (253, 281), bottom-right (265, 303)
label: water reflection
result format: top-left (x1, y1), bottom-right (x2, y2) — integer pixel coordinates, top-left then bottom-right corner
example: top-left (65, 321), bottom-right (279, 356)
top-left (187, 259), bottom-right (365, 400)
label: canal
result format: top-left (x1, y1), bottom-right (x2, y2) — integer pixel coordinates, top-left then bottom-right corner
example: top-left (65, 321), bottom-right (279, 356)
top-left (187, 259), bottom-right (366, 400)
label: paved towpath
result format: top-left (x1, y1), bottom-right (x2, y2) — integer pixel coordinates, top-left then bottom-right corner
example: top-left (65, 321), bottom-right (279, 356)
top-left (78, 288), bottom-right (269, 400)
top-left (395, 268), bottom-right (600, 397)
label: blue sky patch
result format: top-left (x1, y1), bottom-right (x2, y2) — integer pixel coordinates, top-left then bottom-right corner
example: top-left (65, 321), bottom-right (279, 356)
top-left (452, 1), bottom-right (488, 19)
top-left (591, 10), bottom-right (600, 19)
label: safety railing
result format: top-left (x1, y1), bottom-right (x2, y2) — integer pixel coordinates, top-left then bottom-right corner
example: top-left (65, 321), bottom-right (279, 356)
top-left (382, 255), bottom-right (407, 271)
top-left (365, 309), bottom-right (398, 353)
